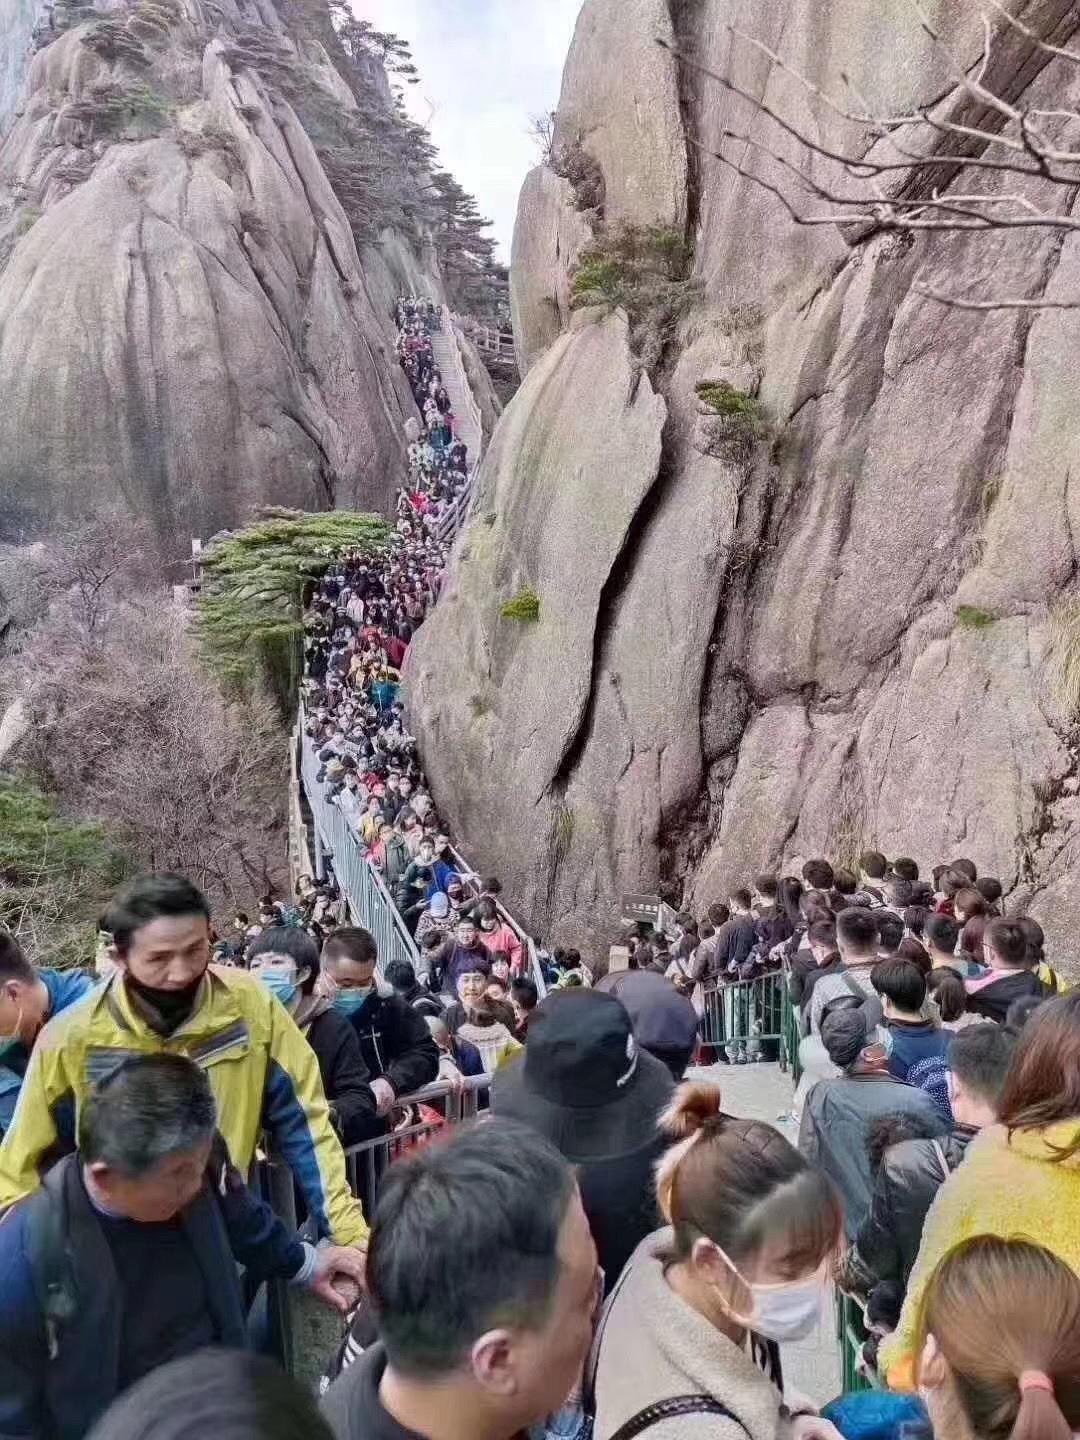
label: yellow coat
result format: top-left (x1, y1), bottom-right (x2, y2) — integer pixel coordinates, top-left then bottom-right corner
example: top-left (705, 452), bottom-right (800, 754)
top-left (0, 966), bottom-right (367, 1245)
top-left (881, 1120), bottom-right (1080, 1387)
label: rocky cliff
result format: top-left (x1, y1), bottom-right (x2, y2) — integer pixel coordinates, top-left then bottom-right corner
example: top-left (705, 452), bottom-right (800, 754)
top-left (407, 0), bottom-right (1080, 961)
top-left (0, 0), bottom-right (434, 552)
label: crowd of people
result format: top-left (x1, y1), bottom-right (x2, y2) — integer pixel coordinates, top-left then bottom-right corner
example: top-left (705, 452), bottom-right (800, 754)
top-left (1, 294), bottom-right (1079, 1440)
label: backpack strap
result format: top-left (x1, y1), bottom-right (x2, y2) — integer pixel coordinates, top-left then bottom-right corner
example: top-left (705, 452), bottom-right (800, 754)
top-left (610, 1396), bottom-right (751, 1440)
top-left (24, 1160), bottom-right (79, 1358)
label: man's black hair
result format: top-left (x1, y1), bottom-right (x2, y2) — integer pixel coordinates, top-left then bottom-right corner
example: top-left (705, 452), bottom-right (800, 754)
top-left (835, 906), bottom-right (880, 956)
top-left (808, 918), bottom-right (838, 949)
top-left (871, 957), bottom-right (926, 1015)
top-left (802, 858), bottom-right (835, 890)
top-left (385, 958), bottom-right (417, 993)
top-left (876, 911), bottom-right (905, 952)
top-left (0, 931), bottom-right (34, 984)
top-left (924, 912), bottom-right (960, 953)
top-left (509, 976), bottom-right (539, 1011)
top-left (80, 1054), bottom-right (216, 1177)
top-left (368, 1119), bottom-right (575, 1376)
top-left (104, 874), bottom-right (210, 957)
top-left (949, 1022), bottom-right (1016, 1106)
top-left (248, 927), bottom-right (320, 995)
top-left (84, 1349), bottom-right (334, 1440)
top-left (891, 857), bottom-right (920, 882)
top-left (859, 850), bottom-right (888, 880)
top-left (884, 876), bottom-right (914, 907)
top-left (323, 927), bottom-right (378, 968)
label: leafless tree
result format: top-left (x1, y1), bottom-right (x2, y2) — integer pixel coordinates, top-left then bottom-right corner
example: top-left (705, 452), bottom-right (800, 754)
top-left (7, 517), bottom-right (289, 917)
top-left (528, 109), bottom-right (557, 163)
top-left (13, 601), bottom-right (288, 911)
top-left (659, 0), bottom-right (1080, 308)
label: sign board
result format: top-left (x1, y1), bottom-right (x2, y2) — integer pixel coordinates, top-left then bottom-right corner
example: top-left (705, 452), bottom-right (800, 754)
top-left (607, 944), bottom-right (631, 974)
top-left (620, 895), bottom-right (680, 934)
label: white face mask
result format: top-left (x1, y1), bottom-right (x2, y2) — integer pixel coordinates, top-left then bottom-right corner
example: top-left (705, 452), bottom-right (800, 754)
top-left (709, 1246), bottom-right (828, 1342)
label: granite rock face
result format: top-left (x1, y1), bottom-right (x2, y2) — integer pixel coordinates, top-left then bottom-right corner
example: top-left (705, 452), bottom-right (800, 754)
top-left (409, 0), bottom-right (1080, 965)
top-left (0, 0), bottom-right (426, 551)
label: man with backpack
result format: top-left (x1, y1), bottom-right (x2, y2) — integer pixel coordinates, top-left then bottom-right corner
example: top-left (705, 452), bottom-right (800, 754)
top-left (806, 908), bottom-right (882, 1039)
top-left (0, 1054), bottom-right (365, 1440)
top-left (798, 1009), bottom-right (948, 1238)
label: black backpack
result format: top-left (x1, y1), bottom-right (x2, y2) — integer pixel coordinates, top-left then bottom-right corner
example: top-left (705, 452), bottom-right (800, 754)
top-left (819, 970), bottom-right (883, 1030)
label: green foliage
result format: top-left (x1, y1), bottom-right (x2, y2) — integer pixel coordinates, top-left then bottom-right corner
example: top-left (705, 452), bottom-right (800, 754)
top-left (696, 381), bottom-right (760, 420)
top-left (571, 255), bottom-right (624, 306)
top-left (571, 224), bottom-right (697, 376)
top-left (955, 605), bottom-right (996, 630)
top-left (196, 508), bottom-right (390, 713)
top-left (15, 205), bottom-right (42, 235)
top-left (220, 10), bottom-right (505, 319)
top-left (499, 586), bottom-right (540, 623)
top-left (64, 78), bottom-right (171, 136)
top-left (0, 773), bottom-right (129, 969)
top-left (550, 137), bottom-right (605, 215)
top-left (696, 381), bottom-right (769, 463)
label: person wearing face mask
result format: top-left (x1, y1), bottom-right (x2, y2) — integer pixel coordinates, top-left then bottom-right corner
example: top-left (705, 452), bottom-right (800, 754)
top-left (591, 1082), bottom-right (845, 1440)
top-left (248, 928), bottom-right (376, 1145)
top-left (0, 933), bottom-right (96, 1140)
top-left (0, 874), bottom-right (368, 1248)
top-left (321, 929), bottom-right (438, 1129)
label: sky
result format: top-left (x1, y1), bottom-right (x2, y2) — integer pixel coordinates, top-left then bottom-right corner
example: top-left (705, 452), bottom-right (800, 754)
top-left (358, 0), bottom-right (583, 262)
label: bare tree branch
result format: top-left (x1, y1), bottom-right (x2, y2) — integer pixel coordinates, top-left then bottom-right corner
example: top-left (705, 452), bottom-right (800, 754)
top-left (658, 0), bottom-right (1080, 310)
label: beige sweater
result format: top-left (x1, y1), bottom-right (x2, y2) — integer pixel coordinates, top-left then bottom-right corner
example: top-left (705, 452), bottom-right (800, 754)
top-left (591, 1230), bottom-right (788, 1440)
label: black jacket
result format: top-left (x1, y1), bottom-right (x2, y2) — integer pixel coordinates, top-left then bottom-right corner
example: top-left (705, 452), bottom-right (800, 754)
top-left (300, 1001), bottom-right (377, 1146)
top-left (846, 1128), bottom-right (975, 1293)
top-left (965, 969), bottom-right (1047, 1023)
top-left (0, 1144), bottom-right (303, 1440)
top-left (342, 980), bottom-right (439, 1101)
top-left (709, 915), bottom-right (757, 978)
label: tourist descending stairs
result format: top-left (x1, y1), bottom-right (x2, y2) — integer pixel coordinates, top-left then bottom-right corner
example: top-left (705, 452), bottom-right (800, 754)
top-left (429, 310), bottom-right (484, 539)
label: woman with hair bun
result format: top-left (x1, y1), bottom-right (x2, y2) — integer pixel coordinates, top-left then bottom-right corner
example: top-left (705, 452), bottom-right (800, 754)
top-left (916, 1236), bottom-right (1080, 1440)
top-left (591, 1082), bottom-right (844, 1440)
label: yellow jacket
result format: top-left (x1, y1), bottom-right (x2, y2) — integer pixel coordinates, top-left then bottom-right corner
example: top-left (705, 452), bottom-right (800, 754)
top-left (881, 1120), bottom-right (1080, 1388)
top-left (0, 966), bottom-right (367, 1245)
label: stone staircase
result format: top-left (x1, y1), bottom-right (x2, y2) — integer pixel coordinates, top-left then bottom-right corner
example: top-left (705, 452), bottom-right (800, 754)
top-left (429, 322), bottom-right (482, 470)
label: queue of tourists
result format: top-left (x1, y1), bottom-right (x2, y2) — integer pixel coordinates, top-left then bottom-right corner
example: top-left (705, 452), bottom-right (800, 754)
top-left (1, 851), bottom-right (1079, 1440)
top-left (0, 295), bottom-right (1078, 1440)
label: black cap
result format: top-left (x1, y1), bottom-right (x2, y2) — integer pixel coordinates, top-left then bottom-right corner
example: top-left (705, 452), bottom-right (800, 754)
top-left (491, 989), bottom-right (673, 1163)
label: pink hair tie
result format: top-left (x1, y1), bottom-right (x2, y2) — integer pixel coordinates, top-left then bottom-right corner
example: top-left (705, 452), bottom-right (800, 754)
top-left (1018, 1371), bottom-right (1055, 1395)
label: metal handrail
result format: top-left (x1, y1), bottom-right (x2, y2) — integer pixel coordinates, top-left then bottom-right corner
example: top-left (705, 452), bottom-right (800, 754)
top-left (432, 306), bottom-right (484, 545)
top-left (298, 707), bottom-right (546, 998)
top-left (299, 713), bottom-right (420, 971)
top-left (442, 839), bottom-right (547, 998)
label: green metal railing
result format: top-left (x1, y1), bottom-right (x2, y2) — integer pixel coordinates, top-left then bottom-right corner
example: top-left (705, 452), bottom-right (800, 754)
top-left (699, 966), bottom-right (805, 1079)
top-left (701, 971), bottom-right (785, 1063)
top-left (836, 1288), bottom-right (879, 1394)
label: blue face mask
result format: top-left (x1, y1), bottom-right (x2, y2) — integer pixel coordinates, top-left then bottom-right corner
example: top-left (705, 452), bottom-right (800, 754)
top-left (258, 971), bottom-right (298, 1008)
top-left (334, 986), bottom-right (373, 1016)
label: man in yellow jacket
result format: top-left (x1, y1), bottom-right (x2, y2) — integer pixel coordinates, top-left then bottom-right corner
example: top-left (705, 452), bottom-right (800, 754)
top-left (0, 873), bottom-right (367, 1247)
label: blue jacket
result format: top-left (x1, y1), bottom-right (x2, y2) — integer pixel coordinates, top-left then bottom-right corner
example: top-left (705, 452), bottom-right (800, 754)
top-left (0, 970), bottom-right (96, 1136)
top-left (885, 1019), bottom-right (952, 1082)
top-left (0, 1142), bottom-right (305, 1440)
